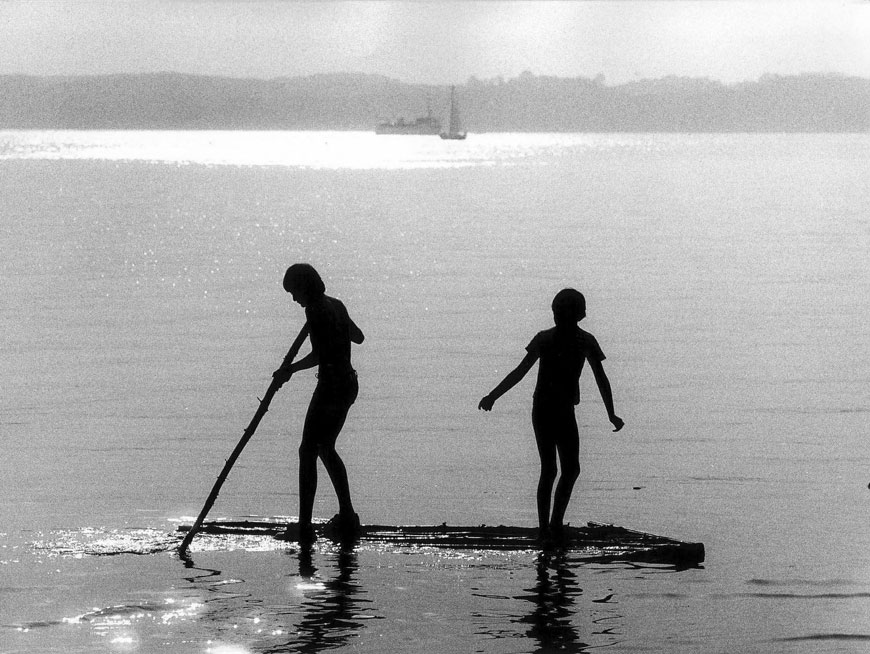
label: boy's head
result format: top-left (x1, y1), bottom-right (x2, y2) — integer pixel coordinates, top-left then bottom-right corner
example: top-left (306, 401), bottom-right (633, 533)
top-left (283, 263), bottom-right (326, 307)
top-left (551, 288), bottom-right (586, 325)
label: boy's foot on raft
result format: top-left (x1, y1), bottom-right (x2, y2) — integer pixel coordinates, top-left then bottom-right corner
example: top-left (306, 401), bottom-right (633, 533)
top-left (326, 512), bottom-right (361, 539)
top-left (538, 524), bottom-right (568, 549)
top-left (276, 522), bottom-right (316, 543)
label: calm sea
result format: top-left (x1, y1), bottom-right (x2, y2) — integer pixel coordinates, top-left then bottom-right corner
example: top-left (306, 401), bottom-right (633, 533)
top-left (1, 131), bottom-right (868, 653)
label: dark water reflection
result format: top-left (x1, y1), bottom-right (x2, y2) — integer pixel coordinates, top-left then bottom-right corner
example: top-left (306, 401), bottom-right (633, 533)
top-left (174, 542), bottom-right (714, 653)
top-left (271, 542), bottom-right (377, 653)
top-left (512, 551), bottom-right (594, 653)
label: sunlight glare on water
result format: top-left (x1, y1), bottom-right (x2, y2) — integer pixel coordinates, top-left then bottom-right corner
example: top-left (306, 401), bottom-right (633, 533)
top-left (0, 129), bottom-right (690, 169)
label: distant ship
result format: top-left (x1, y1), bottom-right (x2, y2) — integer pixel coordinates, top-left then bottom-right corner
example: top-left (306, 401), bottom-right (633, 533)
top-left (440, 86), bottom-right (467, 140)
top-left (375, 105), bottom-right (441, 135)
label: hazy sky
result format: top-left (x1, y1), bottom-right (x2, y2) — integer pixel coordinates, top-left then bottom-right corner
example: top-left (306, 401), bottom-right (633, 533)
top-left (1, 1), bottom-right (868, 85)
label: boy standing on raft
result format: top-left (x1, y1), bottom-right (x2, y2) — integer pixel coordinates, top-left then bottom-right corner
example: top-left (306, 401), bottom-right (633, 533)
top-left (478, 289), bottom-right (624, 542)
top-left (273, 264), bottom-right (364, 542)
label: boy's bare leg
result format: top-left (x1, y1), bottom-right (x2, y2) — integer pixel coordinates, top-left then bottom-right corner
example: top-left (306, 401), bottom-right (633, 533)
top-left (298, 398), bottom-right (341, 538)
top-left (317, 402), bottom-right (355, 518)
top-left (550, 433), bottom-right (580, 534)
top-left (549, 466), bottom-right (580, 532)
top-left (535, 442), bottom-right (558, 537)
top-left (537, 470), bottom-right (556, 536)
top-left (298, 445), bottom-right (318, 537)
top-left (321, 446), bottom-right (355, 516)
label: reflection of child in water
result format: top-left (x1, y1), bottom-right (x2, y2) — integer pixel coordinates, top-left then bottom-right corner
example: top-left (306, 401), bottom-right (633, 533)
top-left (479, 289), bottom-right (624, 542)
top-left (273, 264), bottom-right (365, 542)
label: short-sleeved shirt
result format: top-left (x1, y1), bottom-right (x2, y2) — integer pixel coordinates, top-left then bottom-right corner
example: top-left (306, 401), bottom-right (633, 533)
top-left (305, 295), bottom-right (355, 373)
top-left (526, 327), bottom-right (605, 405)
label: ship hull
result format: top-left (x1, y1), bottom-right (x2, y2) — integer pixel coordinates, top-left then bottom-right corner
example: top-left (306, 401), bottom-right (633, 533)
top-left (375, 125), bottom-right (441, 135)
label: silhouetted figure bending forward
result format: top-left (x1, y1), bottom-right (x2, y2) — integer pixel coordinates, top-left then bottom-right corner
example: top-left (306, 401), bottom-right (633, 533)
top-left (273, 264), bottom-right (364, 542)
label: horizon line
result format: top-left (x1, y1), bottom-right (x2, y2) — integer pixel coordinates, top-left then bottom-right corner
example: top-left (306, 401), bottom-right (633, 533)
top-left (1, 70), bottom-right (868, 87)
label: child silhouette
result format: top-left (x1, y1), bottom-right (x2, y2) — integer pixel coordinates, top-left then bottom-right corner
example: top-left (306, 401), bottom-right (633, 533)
top-left (273, 264), bottom-right (364, 541)
top-left (479, 289), bottom-right (624, 542)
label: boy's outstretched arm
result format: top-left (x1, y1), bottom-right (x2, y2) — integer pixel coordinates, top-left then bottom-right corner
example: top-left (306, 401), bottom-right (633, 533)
top-left (478, 352), bottom-right (537, 411)
top-left (589, 358), bottom-right (624, 432)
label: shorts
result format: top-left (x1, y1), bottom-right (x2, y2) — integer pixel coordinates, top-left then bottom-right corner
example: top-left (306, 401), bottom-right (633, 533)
top-left (300, 369), bottom-right (358, 450)
top-left (531, 399), bottom-right (579, 449)
top-left (312, 368), bottom-right (359, 409)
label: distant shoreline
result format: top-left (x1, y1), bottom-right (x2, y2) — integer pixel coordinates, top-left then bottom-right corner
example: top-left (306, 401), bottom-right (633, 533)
top-left (2, 72), bottom-right (868, 132)
top-left (2, 128), bottom-right (868, 135)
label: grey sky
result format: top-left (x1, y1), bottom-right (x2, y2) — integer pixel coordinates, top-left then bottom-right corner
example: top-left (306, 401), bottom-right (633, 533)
top-left (1, 1), bottom-right (868, 84)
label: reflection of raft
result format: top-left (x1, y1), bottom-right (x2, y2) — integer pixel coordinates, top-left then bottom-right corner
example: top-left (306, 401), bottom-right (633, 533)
top-left (177, 519), bottom-right (705, 566)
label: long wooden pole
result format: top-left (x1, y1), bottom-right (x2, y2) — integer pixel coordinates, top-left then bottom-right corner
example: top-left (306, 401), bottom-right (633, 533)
top-left (178, 323), bottom-right (309, 555)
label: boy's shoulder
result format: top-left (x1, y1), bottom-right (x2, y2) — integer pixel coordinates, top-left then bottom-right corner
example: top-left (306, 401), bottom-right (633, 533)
top-left (577, 327), bottom-right (606, 360)
top-left (323, 294), bottom-right (345, 309)
top-left (576, 327), bottom-right (599, 343)
top-left (528, 326), bottom-right (604, 358)
top-left (309, 295), bottom-right (346, 311)
top-left (305, 295), bottom-right (340, 322)
top-left (529, 326), bottom-right (557, 345)
top-left (534, 326), bottom-right (599, 341)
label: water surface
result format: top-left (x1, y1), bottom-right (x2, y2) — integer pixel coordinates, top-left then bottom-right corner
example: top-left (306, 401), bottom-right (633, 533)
top-left (2, 130), bottom-right (869, 652)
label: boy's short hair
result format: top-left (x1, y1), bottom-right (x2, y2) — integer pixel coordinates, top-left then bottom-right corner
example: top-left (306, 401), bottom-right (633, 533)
top-left (283, 263), bottom-right (326, 297)
top-left (552, 288), bottom-right (586, 321)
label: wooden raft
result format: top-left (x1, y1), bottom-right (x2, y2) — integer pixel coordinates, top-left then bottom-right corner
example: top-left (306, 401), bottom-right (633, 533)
top-left (176, 519), bottom-right (704, 566)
